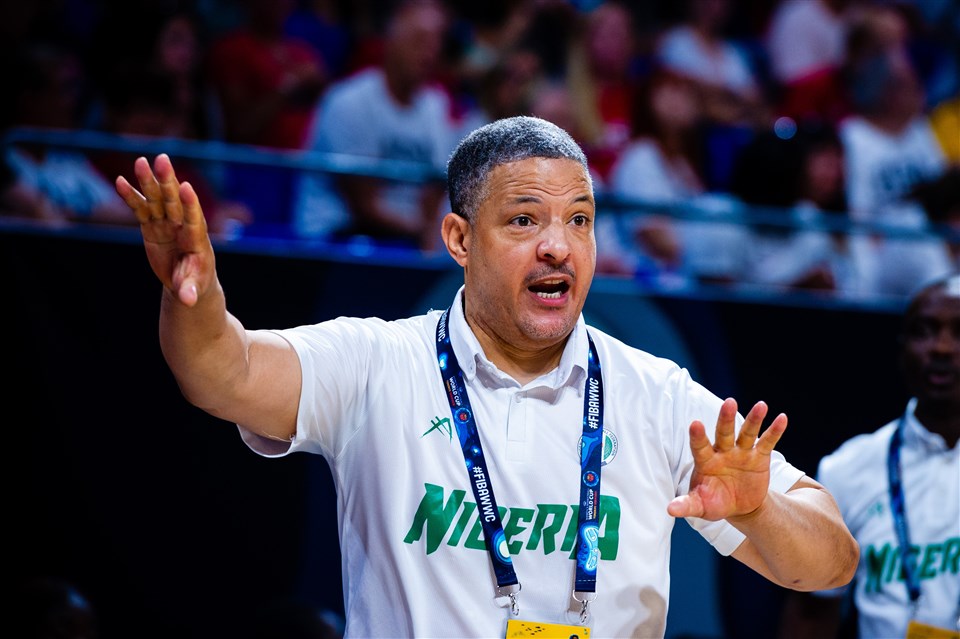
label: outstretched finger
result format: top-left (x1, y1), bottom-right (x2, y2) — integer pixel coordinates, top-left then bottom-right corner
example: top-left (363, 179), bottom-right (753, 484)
top-left (133, 156), bottom-right (165, 221)
top-left (115, 175), bottom-right (149, 224)
top-left (714, 397), bottom-right (738, 451)
top-left (154, 154), bottom-right (184, 225)
top-left (688, 420), bottom-right (714, 466)
top-left (179, 181), bottom-right (208, 235)
top-left (755, 412), bottom-right (788, 456)
top-left (736, 401), bottom-right (769, 449)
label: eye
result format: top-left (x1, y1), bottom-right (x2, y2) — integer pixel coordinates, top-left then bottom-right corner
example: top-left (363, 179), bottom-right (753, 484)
top-left (905, 319), bottom-right (935, 341)
top-left (510, 215), bottom-right (534, 227)
top-left (571, 214), bottom-right (590, 227)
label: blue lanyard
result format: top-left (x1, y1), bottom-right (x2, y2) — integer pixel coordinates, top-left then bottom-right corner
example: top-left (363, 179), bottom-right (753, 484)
top-left (887, 415), bottom-right (921, 606)
top-left (435, 307), bottom-right (605, 620)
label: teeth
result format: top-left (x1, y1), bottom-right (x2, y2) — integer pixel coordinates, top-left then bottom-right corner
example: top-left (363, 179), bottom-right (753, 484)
top-left (536, 291), bottom-right (562, 299)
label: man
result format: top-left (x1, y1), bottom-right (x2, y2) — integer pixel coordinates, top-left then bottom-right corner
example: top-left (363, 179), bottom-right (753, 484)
top-left (780, 274), bottom-right (960, 639)
top-left (292, 0), bottom-right (453, 249)
top-left (115, 116), bottom-right (857, 638)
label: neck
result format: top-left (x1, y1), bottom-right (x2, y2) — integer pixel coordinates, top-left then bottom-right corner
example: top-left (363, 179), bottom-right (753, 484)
top-left (659, 130), bottom-right (686, 157)
top-left (866, 111), bottom-right (912, 136)
top-left (466, 316), bottom-right (567, 386)
top-left (914, 401), bottom-right (960, 449)
top-left (385, 65), bottom-right (416, 106)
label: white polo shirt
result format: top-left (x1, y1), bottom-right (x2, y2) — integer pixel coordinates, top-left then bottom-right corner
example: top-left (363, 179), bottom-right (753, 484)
top-left (814, 399), bottom-right (960, 638)
top-left (242, 287), bottom-right (805, 638)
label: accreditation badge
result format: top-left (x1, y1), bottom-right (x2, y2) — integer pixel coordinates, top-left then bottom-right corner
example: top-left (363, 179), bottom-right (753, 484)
top-left (905, 620), bottom-right (960, 639)
top-left (505, 619), bottom-right (591, 638)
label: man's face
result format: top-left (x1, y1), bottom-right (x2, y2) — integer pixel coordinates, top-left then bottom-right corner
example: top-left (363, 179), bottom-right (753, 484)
top-left (900, 285), bottom-right (960, 407)
top-left (389, 2), bottom-right (447, 87)
top-left (459, 157), bottom-right (596, 352)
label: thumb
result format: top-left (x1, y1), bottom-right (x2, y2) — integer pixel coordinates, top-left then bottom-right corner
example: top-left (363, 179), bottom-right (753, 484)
top-left (667, 493), bottom-right (704, 519)
top-left (176, 280), bottom-right (199, 307)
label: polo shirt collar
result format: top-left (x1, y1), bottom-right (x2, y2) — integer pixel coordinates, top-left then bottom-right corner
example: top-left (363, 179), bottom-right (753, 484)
top-left (448, 286), bottom-right (588, 391)
top-left (903, 397), bottom-right (951, 452)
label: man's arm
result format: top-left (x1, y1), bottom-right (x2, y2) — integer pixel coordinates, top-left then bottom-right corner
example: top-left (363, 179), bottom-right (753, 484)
top-left (116, 154), bottom-right (301, 442)
top-left (728, 475), bottom-right (858, 591)
top-left (668, 398), bottom-right (858, 591)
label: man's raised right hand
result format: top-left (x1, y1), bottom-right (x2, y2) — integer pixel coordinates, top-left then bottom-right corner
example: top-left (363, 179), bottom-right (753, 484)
top-left (115, 154), bottom-right (215, 307)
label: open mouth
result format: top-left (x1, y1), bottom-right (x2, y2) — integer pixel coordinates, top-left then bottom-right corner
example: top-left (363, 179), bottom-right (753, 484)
top-left (924, 367), bottom-right (959, 387)
top-left (529, 280), bottom-right (570, 299)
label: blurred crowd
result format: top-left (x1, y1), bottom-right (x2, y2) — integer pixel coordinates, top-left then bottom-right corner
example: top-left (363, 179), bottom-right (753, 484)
top-left (1, 0), bottom-right (958, 301)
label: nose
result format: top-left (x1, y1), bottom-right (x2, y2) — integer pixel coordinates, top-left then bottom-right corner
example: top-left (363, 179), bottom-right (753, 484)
top-left (931, 326), bottom-right (960, 356)
top-left (537, 219), bottom-right (571, 264)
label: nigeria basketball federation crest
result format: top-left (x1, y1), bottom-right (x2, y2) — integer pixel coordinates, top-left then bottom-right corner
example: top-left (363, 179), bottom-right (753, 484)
top-left (578, 429), bottom-right (618, 466)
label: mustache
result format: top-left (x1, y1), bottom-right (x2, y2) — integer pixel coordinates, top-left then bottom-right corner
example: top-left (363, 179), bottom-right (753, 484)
top-left (524, 264), bottom-right (575, 285)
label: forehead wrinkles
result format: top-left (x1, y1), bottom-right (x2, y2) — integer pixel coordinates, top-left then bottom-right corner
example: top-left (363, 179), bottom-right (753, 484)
top-left (488, 160), bottom-right (593, 205)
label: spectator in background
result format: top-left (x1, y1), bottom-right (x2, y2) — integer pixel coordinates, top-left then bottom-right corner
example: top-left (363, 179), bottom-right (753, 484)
top-left (870, 167), bottom-right (960, 298)
top-left (764, 0), bottom-right (859, 126)
top-left (207, 0), bottom-right (327, 235)
top-left (566, 1), bottom-right (643, 183)
top-left (208, 0), bottom-right (326, 149)
top-left (605, 67), bottom-right (749, 287)
top-left (894, 0), bottom-right (960, 113)
top-left (778, 272), bottom-right (960, 639)
top-left (85, 3), bottom-right (217, 140)
top-left (0, 152), bottom-right (62, 224)
top-left (727, 123), bottom-right (876, 299)
top-left (151, 6), bottom-right (221, 142)
top-left (452, 46), bottom-right (542, 143)
top-left (655, 0), bottom-right (768, 129)
top-left (604, 69), bottom-right (705, 280)
top-left (445, 1), bottom-right (535, 102)
top-left (654, 0), bottom-right (770, 194)
top-left (839, 4), bottom-right (947, 223)
top-left (283, 0), bottom-right (355, 83)
top-left (5, 42), bottom-right (132, 227)
top-left (91, 68), bottom-right (253, 239)
top-left (911, 167), bottom-right (960, 268)
top-left (292, 0), bottom-right (453, 250)
top-left (820, 2), bottom-right (951, 301)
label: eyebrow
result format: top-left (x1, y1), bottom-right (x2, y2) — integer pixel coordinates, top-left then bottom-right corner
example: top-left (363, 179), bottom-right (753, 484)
top-left (508, 194), bottom-right (594, 205)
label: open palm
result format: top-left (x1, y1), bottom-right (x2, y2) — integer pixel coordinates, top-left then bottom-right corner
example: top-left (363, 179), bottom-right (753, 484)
top-left (668, 398), bottom-right (788, 521)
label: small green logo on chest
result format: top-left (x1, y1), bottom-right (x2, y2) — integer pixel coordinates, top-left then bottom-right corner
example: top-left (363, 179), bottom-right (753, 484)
top-left (423, 416), bottom-right (453, 441)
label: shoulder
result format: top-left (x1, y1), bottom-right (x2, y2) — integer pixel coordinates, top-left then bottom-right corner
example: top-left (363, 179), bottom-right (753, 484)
top-left (588, 325), bottom-right (689, 385)
top-left (817, 421), bottom-right (896, 485)
top-left (618, 139), bottom-right (660, 165)
top-left (324, 68), bottom-right (383, 104)
top-left (838, 116), bottom-right (875, 143)
top-left (657, 26), bottom-right (693, 51)
top-left (610, 140), bottom-right (663, 190)
top-left (418, 81), bottom-right (452, 104)
top-left (277, 309), bottom-right (442, 361)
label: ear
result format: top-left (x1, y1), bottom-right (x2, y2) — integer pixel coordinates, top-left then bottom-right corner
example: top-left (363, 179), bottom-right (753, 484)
top-left (441, 212), bottom-right (470, 267)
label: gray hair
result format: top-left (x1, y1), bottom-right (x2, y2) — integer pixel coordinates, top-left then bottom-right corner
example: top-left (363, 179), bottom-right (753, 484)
top-left (447, 116), bottom-right (592, 221)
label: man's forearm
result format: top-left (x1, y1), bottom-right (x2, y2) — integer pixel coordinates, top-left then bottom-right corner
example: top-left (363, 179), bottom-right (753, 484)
top-left (158, 282), bottom-right (250, 413)
top-left (729, 483), bottom-right (858, 591)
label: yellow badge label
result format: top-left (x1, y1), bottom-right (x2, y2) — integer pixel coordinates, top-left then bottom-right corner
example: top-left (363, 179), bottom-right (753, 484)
top-left (505, 618), bottom-right (590, 638)
top-left (905, 619), bottom-right (960, 639)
